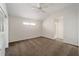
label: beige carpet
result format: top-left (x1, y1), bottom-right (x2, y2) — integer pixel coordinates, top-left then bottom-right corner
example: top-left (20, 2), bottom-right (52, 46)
top-left (5, 37), bottom-right (79, 56)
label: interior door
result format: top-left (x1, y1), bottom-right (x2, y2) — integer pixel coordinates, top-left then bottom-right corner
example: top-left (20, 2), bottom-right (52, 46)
top-left (0, 7), bottom-right (5, 56)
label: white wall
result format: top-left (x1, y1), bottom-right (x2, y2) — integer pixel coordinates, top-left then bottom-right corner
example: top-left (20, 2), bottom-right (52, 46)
top-left (63, 4), bottom-right (78, 46)
top-left (42, 15), bottom-right (56, 39)
top-left (9, 16), bottom-right (41, 42)
top-left (42, 4), bottom-right (78, 46)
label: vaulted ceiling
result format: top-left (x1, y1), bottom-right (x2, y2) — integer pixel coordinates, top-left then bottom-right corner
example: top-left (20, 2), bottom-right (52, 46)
top-left (6, 3), bottom-right (72, 20)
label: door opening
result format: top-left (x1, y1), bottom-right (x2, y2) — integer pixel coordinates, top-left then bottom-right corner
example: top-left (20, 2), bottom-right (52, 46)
top-left (54, 16), bottom-right (64, 41)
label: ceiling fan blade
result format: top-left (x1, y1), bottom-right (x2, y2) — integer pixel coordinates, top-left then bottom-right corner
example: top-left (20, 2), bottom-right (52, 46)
top-left (36, 3), bottom-right (41, 8)
top-left (31, 3), bottom-right (48, 14)
top-left (40, 9), bottom-right (46, 13)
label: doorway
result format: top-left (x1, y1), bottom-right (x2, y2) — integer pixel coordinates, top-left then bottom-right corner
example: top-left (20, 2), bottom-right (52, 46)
top-left (54, 16), bottom-right (64, 41)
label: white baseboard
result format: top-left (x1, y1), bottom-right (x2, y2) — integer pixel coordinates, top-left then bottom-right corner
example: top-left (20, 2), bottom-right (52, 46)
top-left (9, 36), bottom-right (41, 43)
top-left (41, 35), bottom-right (78, 47)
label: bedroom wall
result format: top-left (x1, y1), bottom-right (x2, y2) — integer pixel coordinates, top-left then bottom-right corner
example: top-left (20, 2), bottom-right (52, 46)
top-left (42, 4), bottom-right (78, 46)
top-left (63, 4), bottom-right (78, 46)
top-left (42, 15), bottom-right (55, 39)
top-left (9, 16), bottom-right (41, 42)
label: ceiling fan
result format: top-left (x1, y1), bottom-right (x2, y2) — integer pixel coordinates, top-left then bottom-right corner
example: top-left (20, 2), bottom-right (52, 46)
top-left (32, 3), bottom-right (47, 13)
